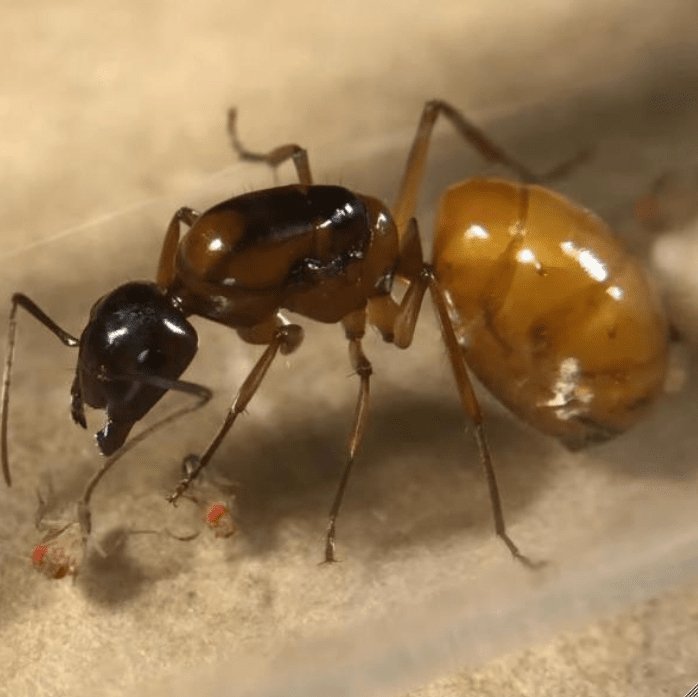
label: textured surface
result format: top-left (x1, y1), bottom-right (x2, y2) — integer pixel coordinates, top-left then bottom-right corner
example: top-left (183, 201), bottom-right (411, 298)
top-left (1, 2), bottom-right (698, 696)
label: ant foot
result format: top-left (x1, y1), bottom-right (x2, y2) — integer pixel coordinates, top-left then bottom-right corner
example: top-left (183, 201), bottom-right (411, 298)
top-left (167, 480), bottom-right (191, 505)
top-left (516, 552), bottom-right (548, 571)
top-left (321, 535), bottom-right (341, 565)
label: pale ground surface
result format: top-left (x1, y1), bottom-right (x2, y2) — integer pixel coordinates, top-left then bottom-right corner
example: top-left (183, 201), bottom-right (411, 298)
top-left (1, 2), bottom-right (698, 696)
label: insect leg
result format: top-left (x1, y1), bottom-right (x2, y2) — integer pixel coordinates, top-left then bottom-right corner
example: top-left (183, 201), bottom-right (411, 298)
top-left (426, 268), bottom-right (541, 568)
top-left (1, 294), bottom-right (79, 486)
top-left (324, 309), bottom-right (372, 563)
top-left (156, 207), bottom-right (201, 289)
top-left (369, 218), bottom-right (538, 566)
top-left (167, 320), bottom-right (304, 504)
top-left (392, 99), bottom-right (589, 239)
top-left (367, 218), bottom-right (427, 348)
top-left (227, 108), bottom-right (313, 186)
top-left (392, 100), bottom-right (537, 238)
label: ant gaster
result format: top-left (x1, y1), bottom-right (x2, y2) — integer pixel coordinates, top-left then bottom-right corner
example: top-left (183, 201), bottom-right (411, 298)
top-left (1, 100), bottom-right (668, 566)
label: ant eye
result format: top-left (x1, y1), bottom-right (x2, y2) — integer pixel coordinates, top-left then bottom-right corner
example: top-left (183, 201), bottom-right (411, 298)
top-left (137, 347), bottom-right (166, 371)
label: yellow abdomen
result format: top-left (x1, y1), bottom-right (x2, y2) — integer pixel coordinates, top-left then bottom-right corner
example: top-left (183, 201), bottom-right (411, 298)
top-left (432, 178), bottom-right (668, 448)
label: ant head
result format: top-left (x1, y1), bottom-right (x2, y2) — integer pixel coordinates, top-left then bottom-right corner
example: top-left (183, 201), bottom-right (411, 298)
top-left (76, 282), bottom-right (198, 455)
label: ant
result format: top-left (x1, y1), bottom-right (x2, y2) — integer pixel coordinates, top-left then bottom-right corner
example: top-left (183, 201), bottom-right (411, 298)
top-left (1, 100), bottom-right (668, 567)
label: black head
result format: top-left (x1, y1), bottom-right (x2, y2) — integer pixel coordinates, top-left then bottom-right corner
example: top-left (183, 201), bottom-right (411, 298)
top-left (75, 282), bottom-right (198, 455)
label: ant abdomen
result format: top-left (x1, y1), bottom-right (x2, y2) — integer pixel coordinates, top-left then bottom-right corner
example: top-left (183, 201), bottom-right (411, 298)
top-left (433, 178), bottom-right (668, 448)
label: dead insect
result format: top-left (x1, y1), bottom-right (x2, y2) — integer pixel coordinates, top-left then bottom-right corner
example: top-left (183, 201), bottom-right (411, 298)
top-left (31, 523), bottom-right (84, 580)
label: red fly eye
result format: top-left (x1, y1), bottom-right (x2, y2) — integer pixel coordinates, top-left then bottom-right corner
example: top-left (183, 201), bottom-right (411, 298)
top-left (31, 544), bottom-right (49, 567)
top-left (204, 502), bottom-right (236, 539)
top-left (206, 503), bottom-right (227, 526)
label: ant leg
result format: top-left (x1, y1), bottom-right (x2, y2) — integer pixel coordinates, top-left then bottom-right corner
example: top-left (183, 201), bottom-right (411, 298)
top-left (373, 216), bottom-right (538, 566)
top-left (393, 99), bottom-right (587, 238)
top-left (383, 195), bottom-right (528, 348)
top-left (167, 321), bottom-right (304, 504)
top-left (1, 294), bottom-right (79, 486)
top-left (425, 268), bottom-right (541, 568)
top-left (227, 108), bottom-right (313, 186)
top-left (368, 218), bottom-right (427, 348)
top-left (156, 207), bottom-right (200, 289)
top-left (324, 310), bottom-right (372, 563)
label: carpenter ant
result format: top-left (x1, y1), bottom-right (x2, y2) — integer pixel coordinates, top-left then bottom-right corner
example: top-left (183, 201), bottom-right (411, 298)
top-left (1, 100), bottom-right (668, 567)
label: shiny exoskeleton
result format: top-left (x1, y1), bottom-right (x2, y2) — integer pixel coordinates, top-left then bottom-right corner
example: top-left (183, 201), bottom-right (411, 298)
top-left (434, 179), bottom-right (667, 448)
top-left (1, 100), bottom-right (668, 566)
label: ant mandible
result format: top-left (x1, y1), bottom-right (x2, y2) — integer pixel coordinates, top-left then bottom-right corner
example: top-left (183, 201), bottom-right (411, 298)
top-left (1, 100), bottom-right (668, 567)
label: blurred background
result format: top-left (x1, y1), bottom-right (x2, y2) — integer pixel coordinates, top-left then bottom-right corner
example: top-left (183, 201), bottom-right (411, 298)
top-left (1, 1), bottom-right (698, 695)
